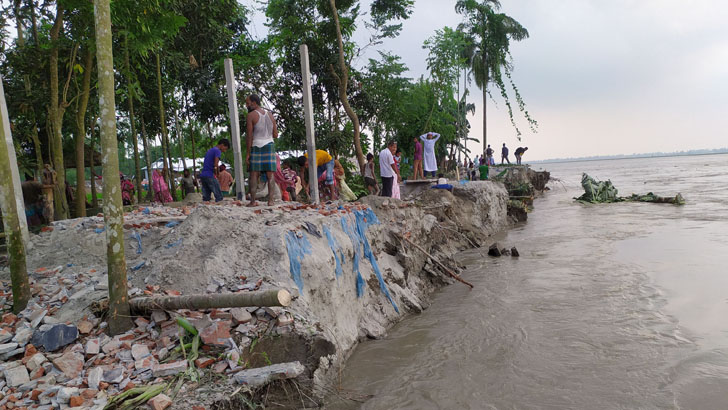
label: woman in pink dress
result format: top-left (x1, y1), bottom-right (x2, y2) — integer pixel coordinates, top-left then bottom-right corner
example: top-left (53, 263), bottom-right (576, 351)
top-left (152, 169), bottom-right (173, 203)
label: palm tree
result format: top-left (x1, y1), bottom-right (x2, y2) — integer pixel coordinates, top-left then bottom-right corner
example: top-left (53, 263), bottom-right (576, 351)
top-left (455, 0), bottom-right (536, 156)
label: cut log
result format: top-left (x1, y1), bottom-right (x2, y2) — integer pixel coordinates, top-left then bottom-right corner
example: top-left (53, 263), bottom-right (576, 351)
top-left (129, 289), bottom-right (292, 314)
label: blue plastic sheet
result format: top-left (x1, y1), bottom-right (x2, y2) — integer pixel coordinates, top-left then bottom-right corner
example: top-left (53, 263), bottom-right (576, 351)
top-left (131, 261), bottom-right (145, 271)
top-left (131, 231), bottom-right (142, 254)
top-left (165, 221), bottom-right (180, 228)
top-left (94, 227), bottom-right (105, 234)
top-left (354, 209), bottom-right (399, 313)
top-left (165, 238), bottom-right (183, 249)
top-left (285, 231), bottom-right (312, 293)
top-left (340, 208), bottom-right (399, 313)
top-left (142, 207), bottom-right (150, 215)
top-left (323, 226), bottom-right (343, 278)
top-left (341, 218), bottom-right (366, 297)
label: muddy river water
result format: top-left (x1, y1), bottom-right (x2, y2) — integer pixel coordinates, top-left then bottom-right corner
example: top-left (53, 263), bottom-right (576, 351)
top-left (333, 154), bottom-right (728, 409)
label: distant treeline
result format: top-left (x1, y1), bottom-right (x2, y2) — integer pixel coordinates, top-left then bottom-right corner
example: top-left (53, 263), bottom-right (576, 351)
top-left (534, 148), bottom-right (728, 163)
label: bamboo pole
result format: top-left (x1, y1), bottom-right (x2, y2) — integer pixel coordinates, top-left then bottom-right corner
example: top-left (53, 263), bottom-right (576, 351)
top-left (397, 234), bottom-right (474, 289)
top-left (129, 289), bottom-right (292, 314)
top-left (0, 75), bottom-right (31, 312)
top-left (94, 0), bottom-right (133, 334)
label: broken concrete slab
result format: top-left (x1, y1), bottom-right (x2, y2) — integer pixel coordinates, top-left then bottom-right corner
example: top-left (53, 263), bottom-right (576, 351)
top-left (30, 324), bottom-right (79, 352)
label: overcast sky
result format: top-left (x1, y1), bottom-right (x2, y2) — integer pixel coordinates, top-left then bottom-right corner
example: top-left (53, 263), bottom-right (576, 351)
top-left (253, 0), bottom-right (728, 160)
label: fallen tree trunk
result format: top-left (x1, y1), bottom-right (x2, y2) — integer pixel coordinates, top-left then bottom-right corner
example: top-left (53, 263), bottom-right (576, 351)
top-left (129, 289), bottom-right (292, 314)
top-left (397, 234), bottom-right (474, 289)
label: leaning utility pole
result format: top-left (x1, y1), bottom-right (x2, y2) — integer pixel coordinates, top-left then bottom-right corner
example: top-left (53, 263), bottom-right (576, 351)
top-left (0, 75), bottom-right (31, 313)
top-left (93, 0), bottom-right (133, 334)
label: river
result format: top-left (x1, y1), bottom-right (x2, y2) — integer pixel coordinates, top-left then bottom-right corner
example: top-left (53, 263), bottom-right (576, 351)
top-left (332, 154), bottom-right (728, 410)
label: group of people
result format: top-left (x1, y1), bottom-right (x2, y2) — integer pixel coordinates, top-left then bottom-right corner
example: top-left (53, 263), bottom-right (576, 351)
top-left (141, 90), bottom-right (532, 206)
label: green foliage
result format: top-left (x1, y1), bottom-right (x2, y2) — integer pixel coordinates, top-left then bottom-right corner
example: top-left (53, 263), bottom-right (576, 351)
top-left (456, 0), bottom-right (537, 140)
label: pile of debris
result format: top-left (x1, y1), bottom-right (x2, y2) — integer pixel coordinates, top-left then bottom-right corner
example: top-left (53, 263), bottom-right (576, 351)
top-left (0, 258), bottom-right (305, 409)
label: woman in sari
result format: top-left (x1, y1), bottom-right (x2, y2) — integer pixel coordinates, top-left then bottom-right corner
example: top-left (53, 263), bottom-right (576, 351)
top-left (334, 160), bottom-right (358, 202)
top-left (152, 169), bottom-right (173, 203)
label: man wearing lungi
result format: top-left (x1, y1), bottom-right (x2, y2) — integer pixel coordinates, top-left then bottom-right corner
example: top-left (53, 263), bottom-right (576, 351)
top-left (245, 94), bottom-right (279, 207)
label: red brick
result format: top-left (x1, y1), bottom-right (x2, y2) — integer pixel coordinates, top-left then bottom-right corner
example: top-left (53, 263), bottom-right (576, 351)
top-left (69, 396), bottom-right (84, 407)
top-left (148, 393), bottom-right (172, 410)
top-left (200, 321), bottom-right (231, 347)
top-left (194, 357), bottom-right (216, 369)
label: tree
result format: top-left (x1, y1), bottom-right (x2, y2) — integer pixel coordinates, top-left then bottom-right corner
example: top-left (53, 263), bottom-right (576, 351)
top-left (328, 0), bottom-right (413, 172)
top-left (94, 0), bottom-right (133, 334)
top-left (0, 77), bottom-right (31, 313)
top-left (455, 0), bottom-right (536, 155)
top-left (47, 3), bottom-right (73, 220)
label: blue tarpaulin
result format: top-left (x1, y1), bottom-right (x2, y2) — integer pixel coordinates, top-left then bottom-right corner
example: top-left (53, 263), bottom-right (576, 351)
top-left (165, 238), bottom-right (183, 249)
top-left (341, 208), bottom-right (399, 313)
top-left (323, 226), bottom-right (344, 278)
top-left (285, 231), bottom-right (312, 292)
top-left (341, 217), bottom-right (366, 297)
top-left (131, 231), bottom-right (142, 254)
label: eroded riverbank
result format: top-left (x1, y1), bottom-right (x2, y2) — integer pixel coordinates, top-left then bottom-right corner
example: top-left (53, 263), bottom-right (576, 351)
top-left (334, 155), bottom-right (728, 410)
top-left (0, 167), bottom-right (548, 409)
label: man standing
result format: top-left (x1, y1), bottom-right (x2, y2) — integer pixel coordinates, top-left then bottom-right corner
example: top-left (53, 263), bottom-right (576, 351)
top-left (420, 132), bottom-right (441, 178)
top-left (515, 146), bottom-right (528, 165)
top-left (246, 94), bottom-right (278, 207)
top-left (200, 139), bottom-right (230, 202)
top-left (412, 137), bottom-right (423, 180)
top-left (501, 143), bottom-right (511, 165)
top-left (379, 141), bottom-right (400, 197)
top-left (180, 169), bottom-right (198, 197)
top-left (485, 144), bottom-right (494, 165)
top-left (217, 164), bottom-right (233, 196)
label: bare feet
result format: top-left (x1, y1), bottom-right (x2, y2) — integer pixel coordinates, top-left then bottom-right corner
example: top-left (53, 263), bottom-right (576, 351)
top-left (268, 199), bottom-right (275, 206)
top-left (247, 201), bottom-right (258, 207)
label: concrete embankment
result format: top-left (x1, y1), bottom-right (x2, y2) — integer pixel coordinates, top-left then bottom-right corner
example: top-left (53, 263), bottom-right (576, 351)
top-left (0, 167), bottom-right (547, 409)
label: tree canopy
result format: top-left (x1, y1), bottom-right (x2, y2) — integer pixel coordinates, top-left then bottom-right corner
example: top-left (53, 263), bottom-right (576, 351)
top-left (0, 0), bottom-right (536, 218)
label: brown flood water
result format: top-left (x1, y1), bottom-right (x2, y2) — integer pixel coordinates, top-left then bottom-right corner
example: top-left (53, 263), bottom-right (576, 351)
top-left (330, 154), bottom-right (728, 410)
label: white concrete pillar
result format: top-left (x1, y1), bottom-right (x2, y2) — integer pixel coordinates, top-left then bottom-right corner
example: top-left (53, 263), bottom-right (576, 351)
top-left (224, 58), bottom-right (246, 201)
top-left (299, 45), bottom-right (319, 204)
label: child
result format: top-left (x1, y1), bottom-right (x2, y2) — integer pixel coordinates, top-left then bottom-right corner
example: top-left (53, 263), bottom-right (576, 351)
top-left (364, 153), bottom-right (379, 195)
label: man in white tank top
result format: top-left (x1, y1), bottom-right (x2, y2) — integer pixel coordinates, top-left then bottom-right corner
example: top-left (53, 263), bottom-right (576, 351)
top-left (245, 94), bottom-right (278, 207)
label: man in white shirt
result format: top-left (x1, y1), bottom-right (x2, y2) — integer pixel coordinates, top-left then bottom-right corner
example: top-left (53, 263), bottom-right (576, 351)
top-left (378, 141), bottom-right (400, 197)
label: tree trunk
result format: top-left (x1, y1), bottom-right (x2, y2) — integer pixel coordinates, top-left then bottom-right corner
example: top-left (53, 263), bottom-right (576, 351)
top-left (129, 289), bottom-right (292, 314)
top-left (185, 95), bottom-right (196, 175)
top-left (328, 0), bottom-right (365, 175)
top-left (48, 4), bottom-right (69, 220)
top-left (0, 77), bottom-right (31, 313)
top-left (90, 117), bottom-right (98, 209)
top-left (174, 109), bottom-right (186, 171)
top-left (94, 0), bottom-right (133, 335)
top-left (30, 127), bottom-right (43, 179)
top-left (141, 118), bottom-right (155, 201)
top-left (75, 50), bottom-right (94, 218)
top-left (482, 52), bottom-right (488, 157)
top-left (125, 36), bottom-right (143, 204)
top-left (155, 53), bottom-right (176, 200)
